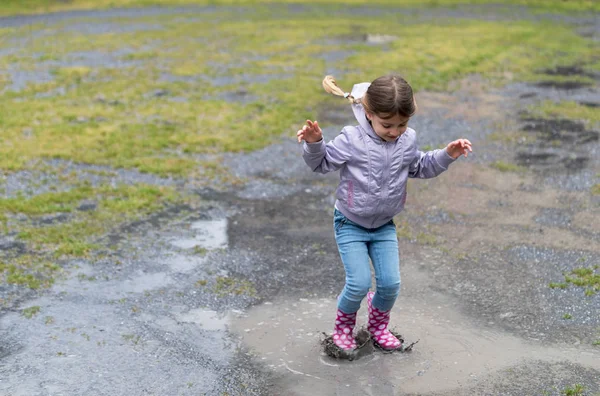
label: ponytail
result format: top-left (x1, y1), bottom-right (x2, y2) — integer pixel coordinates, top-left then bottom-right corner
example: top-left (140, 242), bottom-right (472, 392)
top-left (322, 75), bottom-right (360, 104)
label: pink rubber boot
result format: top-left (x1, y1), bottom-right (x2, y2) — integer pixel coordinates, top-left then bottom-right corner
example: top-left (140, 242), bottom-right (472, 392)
top-left (332, 309), bottom-right (357, 351)
top-left (367, 291), bottom-right (402, 350)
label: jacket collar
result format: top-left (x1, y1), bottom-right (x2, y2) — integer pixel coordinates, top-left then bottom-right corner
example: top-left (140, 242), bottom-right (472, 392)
top-left (350, 82), bottom-right (386, 143)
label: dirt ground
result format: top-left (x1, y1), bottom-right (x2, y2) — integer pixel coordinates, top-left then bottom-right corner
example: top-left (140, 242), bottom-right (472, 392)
top-left (0, 4), bottom-right (599, 396)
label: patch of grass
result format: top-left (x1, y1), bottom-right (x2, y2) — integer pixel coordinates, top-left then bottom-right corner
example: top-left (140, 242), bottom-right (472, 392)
top-left (488, 130), bottom-right (529, 144)
top-left (395, 219), bottom-right (413, 240)
top-left (592, 340), bottom-right (600, 346)
top-left (22, 305), bottom-right (41, 319)
top-left (10, 184), bottom-right (181, 256)
top-left (193, 246), bottom-right (209, 256)
top-left (416, 231), bottom-right (438, 246)
top-left (592, 184), bottom-right (600, 195)
top-left (77, 273), bottom-right (97, 282)
top-left (195, 279), bottom-right (208, 287)
top-left (549, 282), bottom-right (569, 289)
top-left (0, 10), bottom-right (597, 178)
top-left (121, 333), bottom-right (142, 345)
top-left (490, 161), bottom-right (526, 173)
top-left (552, 267), bottom-right (600, 296)
top-left (0, 185), bottom-right (94, 216)
top-left (394, 218), bottom-right (440, 246)
top-left (562, 313), bottom-right (572, 320)
top-left (528, 101), bottom-right (600, 124)
top-left (562, 384), bottom-right (585, 396)
top-left (0, 256), bottom-right (60, 289)
top-left (213, 276), bottom-right (256, 297)
top-left (1, 0), bottom-right (599, 17)
top-left (0, 184), bottom-right (187, 290)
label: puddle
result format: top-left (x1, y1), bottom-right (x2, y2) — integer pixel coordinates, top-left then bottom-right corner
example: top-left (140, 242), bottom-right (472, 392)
top-left (365, 34), bottom-right (398, 44)
top-left (211, 89), bottom-right (258, 104)
top-left (61, 21), bottom-right (164, 35)
top-left (162, 253), bottom-right (205, 273)
top-left (318, 49), bottom-right (356, 63)
top-left (3, 66), bottom-right (55, 92)
top-left (229, 295), bottom-right (600, 394)
top-left (113, 271), bottom-right (172, 294)
top-left (515, 150), bottom-right (589, 171)
top-left (516, 117), bottom-right (599, 173)
top-left (579, 101), bottom-right (600, 108)
top-left (170, 219), bottom-right (228, 250)
top-left (176, 308), bottom-right (229, 331)
top-left (534, 81), bottom-right (592, 90)
top-left (521, 117), bottom-right (600, 146)
top-left (210, 73), bottom-right (292, 87)
top-left (159, 72), bottom-right (201, 83)
top-left (54, 266), bottom-right (173, 297)
top-left (541, 65), bottom-right (599, 79)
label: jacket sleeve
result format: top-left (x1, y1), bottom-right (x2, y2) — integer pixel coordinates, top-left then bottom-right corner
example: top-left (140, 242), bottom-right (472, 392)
top-left (302, 128), bottom-right (353, 174)
top-left (408, 148), bottom-right (456, 179)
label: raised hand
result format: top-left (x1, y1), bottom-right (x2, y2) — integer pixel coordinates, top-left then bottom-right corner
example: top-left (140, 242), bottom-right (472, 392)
top-left (297, 119), bottom-right (323, 143)
top-left (445, 138), bottom-right (473, 159)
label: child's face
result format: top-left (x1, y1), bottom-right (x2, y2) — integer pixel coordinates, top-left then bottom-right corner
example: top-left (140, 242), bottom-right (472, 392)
top-left (366, 112), bottom-right (410, 142)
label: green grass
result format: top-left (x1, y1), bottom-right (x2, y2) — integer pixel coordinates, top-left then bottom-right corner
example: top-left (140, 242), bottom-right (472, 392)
top-left (11, 184), bottom-right (182, 255)
top-left (0, 184), bottom-right (185, 290)
top-left (562, 384), bottom-right (585, 396)
top-left (551, 266), bottom-right (600, 296)
top-left (528, 101), bottom-right (600, 124)
top-left (1, 0), bottom-right (599, 17)
top-left (490, 161), bottom-right (526, 173)
top-left (549, 282), bottom-right (569, 290)
top-left (1, 10), bottom-right (598, 177)
top-left (0, 257), bottom-right (60, 289)
top-left (213, 276), bottom-right (257, 297)
top-left (22, 305), bottom-right (41, 319)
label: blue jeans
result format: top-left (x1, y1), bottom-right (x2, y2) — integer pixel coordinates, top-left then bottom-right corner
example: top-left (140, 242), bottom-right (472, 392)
top-left (333, 209), bottom-right (401, 314)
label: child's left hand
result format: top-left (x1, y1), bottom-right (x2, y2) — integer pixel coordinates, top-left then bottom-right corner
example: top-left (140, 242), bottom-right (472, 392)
top-left (445, 139), bottom-right (473, 159)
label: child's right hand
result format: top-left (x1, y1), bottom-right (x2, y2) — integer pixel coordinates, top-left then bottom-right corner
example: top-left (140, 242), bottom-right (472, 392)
top-left (297, 119), bottom-right (323, 143)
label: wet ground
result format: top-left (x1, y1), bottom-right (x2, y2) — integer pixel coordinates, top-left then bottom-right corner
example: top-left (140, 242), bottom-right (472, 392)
top-left (1, 4), bottom-right (600, 396)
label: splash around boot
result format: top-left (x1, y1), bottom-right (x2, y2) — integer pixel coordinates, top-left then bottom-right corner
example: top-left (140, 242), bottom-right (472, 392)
top-left (299, 75), bottom-right (472, 359)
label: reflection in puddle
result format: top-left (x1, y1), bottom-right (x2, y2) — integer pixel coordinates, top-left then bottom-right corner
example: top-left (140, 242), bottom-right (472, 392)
top-left (177, 309), bottom-right (229, 331)
top-left (170, 219), bottom-right (228, 250)
top-left (120, 272), bottom-right (173, 293)
top-left (163, 253), bottom-right (204, 273)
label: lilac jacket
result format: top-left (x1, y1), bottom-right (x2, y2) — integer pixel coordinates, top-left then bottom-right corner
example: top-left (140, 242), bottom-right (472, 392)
top-left (303, 82), bottom-right (456, 229)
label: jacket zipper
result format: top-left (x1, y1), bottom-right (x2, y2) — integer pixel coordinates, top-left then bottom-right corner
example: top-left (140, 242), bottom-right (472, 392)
top-left (372, 141), bottom-right (391, 228)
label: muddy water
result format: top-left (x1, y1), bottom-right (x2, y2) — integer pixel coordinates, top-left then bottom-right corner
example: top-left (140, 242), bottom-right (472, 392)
top-left (231, 294), bottom-right (600, 395)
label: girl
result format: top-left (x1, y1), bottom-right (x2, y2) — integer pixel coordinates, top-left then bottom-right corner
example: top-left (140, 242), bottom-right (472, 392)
top-left (297, 75), bottom-right (472, 352)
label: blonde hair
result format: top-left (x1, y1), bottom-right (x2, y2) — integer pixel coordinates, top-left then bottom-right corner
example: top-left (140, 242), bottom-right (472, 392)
top-left (322, 75), bottom-right (361, 104)
top-left (322, 74), bottom-right (417, 118)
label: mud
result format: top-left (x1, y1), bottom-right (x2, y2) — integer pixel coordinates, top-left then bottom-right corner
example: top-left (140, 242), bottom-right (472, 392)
top-left (534, 80), bottom-right (593, 90)
top-left (321, 328), bottom-right (373, 361)
top-left (513, 117), bottom-right (599, 174)
top-left (541, 65), bottom-right (600, 79)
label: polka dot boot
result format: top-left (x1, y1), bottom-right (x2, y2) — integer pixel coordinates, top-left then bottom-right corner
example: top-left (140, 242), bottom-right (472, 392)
top-left (332, 309), bottom-right (357, 351)
top-left (366, 291), bottom-right (402, 350)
